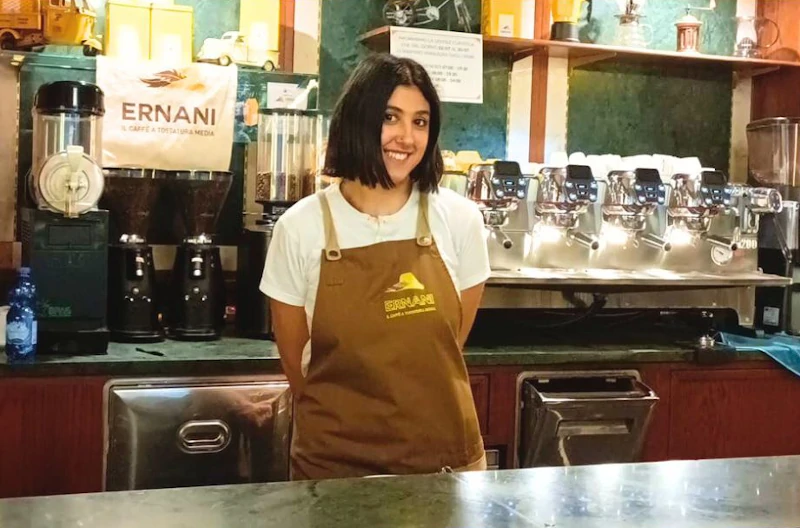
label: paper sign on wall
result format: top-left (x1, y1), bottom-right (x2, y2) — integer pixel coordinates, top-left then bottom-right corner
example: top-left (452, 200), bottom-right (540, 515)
top-left (266, 82), bottom-right (309, 109)
top-left (389, 27), bottom-right (483, 104)
top-left (96, 56), bottom-right (237, 171)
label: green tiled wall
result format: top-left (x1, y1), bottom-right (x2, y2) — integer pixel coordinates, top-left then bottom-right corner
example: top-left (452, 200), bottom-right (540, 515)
top-left (568, 0), bottom-right (737, 172)
top-left (319, 0), bottom-right (508, 159)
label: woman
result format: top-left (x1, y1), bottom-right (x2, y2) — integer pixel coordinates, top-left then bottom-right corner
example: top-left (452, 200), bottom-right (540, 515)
top-left (260, 53), bottom-right (491, 480)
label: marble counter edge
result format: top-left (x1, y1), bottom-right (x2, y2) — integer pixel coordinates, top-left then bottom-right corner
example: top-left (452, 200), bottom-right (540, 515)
top-left (0, 339), bottom-right (770, 378)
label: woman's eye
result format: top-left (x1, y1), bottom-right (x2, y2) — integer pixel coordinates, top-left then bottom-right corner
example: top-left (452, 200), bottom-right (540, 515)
top-left (384, 113), bottom-right (397, 122)
top-left (414, 119), bottom-right (428, 127)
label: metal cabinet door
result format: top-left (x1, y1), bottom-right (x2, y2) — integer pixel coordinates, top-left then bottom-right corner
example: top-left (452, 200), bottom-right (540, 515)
top-left (104, 377), bottom-right (292, 491)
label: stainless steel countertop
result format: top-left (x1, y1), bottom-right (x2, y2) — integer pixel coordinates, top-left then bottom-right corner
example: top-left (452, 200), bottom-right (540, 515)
top-left (2, 456), bottom-right (799, 527)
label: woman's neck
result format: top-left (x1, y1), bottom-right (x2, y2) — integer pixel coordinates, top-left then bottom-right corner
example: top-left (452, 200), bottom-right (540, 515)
top-left (339, 179), bottom-right (413, 217)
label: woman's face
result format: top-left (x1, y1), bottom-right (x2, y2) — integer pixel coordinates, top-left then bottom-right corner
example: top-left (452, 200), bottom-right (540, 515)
top-left (381, 85), bottom-right (430, 186)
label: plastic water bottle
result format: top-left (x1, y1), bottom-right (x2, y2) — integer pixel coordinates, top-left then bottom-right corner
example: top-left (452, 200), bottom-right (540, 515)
top-left (5, 267), bottom-right (38, 363)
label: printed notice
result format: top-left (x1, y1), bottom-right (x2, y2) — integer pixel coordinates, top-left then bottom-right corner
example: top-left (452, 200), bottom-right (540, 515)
top-left (389, 27), bottom-right (483, 104)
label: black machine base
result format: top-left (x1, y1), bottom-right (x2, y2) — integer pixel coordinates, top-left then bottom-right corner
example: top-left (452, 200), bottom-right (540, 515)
top-left (110, 328), bottom-right (165, 344)
top-left (167, 326), bottom-right (224, 341)
top-left (167, 243), bottom-right (226, 342)
top-left (551, 21), bottom-right (579, 42)
top-left (754, 247), bottom-right (800, 335)
top-left (108, 244), bottom-right (164, 343)
top-left (37, 327), bottom-right (110, 355)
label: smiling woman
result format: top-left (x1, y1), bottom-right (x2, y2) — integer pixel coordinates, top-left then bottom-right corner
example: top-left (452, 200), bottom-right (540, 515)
top-left (260, 53), bottom-right (491, 481)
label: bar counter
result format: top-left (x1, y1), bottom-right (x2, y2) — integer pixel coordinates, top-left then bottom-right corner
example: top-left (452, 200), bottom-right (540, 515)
top-left (1, 455), bottom-right (798, 527)
top-left (0, 337), bottom-right (768, 377)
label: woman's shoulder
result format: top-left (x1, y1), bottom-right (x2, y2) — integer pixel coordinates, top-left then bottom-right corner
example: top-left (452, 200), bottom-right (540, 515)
top-left (428, 186), bottom-right (483, 226)
top-left (273, 189), bottom-right (330, 238)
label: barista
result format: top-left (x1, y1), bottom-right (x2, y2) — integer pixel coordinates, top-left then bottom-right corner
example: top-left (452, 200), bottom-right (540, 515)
top-left (261, 53), bottom-right (491, 480)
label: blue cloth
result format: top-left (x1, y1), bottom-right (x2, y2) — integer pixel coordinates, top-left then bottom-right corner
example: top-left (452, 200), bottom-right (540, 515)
top-left (718, 332), bottom-right (800, 377)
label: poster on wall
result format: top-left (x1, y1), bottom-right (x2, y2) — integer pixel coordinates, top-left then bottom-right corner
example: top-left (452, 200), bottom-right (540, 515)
top-left (96, 56), bottom-right (238, 171)
top-left (389, 26), bottom-right (483, 104)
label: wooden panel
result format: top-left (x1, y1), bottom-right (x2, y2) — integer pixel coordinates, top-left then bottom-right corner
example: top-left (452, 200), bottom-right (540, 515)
top-left (0, 377), bottom-right (107, 499)
top-left (469, 374), bottom-right (490, 435)
top-left (527, 0), bottom-right (551, 162)
top-left (0, 55), bottom-right (18, 242)
top-left (669, 368), bottom-right (800, 460)
top-left (637, 364), bottom-right (671, 462)
top-left (751, 0), bottom-right (800, 119)
top-left (279, 0), bottom-right (295, 72)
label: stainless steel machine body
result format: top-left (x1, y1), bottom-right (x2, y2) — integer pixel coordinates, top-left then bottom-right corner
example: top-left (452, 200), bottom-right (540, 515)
top-left (449, 161), bottom-right (790, 331)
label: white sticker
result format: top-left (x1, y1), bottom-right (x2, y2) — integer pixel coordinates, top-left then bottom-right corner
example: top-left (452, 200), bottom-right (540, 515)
top-left (763, 306), bottom-right (780, 327)
top-left (498, 14), bottom-right (515, 37)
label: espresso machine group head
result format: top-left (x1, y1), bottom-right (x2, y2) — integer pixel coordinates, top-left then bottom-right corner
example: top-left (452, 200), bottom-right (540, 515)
top-left (602, 168), bottom-right (671, 251)
top-left (166, 170), bottom-right (233, 341)
top-left (466, 161), bottom-right (528, 250)
top-left (667, 170), bottom-right (737, 251)
top-left (533, 164), bottom-right (600, 250)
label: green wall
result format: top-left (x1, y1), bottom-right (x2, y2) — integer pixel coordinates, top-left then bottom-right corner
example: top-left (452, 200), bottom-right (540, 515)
top-left (319, 0), bottom-right (509, 159)
top-left (568, 0), bottom-right (737, 172)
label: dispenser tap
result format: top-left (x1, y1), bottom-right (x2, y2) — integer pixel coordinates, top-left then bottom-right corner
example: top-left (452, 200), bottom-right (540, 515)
top-left (568, 230), bottom-right (600, 251)
top-left (702, 233), bottom-right (739, 251)
top-left (640, 233), bottom-right (672, 252)
top-left (492, 227), bottom-right (514, 249)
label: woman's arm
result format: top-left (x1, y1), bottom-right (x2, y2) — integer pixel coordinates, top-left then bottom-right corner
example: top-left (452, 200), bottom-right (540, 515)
top-left (270, 299), bottom-right (309, 394)
top-left (459, 282), bottom-right (485, 349)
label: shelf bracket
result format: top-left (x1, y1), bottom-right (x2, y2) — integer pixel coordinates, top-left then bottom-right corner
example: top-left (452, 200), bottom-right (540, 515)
top-left (569, 51), bottom-right (617, 70)
top-left (732, 66), bottom-right (780, 87)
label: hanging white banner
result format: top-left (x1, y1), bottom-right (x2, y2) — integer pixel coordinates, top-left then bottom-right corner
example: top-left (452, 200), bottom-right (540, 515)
top-left (96, 56), bottom-right (238, 171)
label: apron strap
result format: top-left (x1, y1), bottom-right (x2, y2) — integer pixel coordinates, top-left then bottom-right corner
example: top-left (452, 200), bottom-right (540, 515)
top-left (416, 191), bottom-right (433, 247)
top-left (318, 193), bottom-right (342, 261)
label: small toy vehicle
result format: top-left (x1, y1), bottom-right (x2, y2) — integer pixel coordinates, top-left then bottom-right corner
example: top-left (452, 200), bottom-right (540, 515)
top-left (196, 31), bottom-right (275, 71)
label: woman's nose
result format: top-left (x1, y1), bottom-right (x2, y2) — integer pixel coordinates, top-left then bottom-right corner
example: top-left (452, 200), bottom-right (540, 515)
top-left (395, 121), bottom-right (413, 145)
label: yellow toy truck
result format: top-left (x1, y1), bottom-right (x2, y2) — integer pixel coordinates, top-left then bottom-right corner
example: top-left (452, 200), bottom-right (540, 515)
top-left (0, 0), bottom-right (102, 56)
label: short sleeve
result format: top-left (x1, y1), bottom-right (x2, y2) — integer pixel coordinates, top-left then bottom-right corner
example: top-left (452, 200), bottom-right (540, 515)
top-left (455, 205), bottom-right (491, 290)
top-left (259, 219), bottom-right (307, 307)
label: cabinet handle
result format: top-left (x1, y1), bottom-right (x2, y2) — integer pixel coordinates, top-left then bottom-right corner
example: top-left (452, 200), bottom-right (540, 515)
top-left (556, 420), bottom-right (631, 437)
top-left (176, 419), bottom-right (231, 453)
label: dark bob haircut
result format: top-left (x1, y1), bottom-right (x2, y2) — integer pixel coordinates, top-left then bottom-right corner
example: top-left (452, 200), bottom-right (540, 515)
top-left (322, 53), bottom-right (443, 193)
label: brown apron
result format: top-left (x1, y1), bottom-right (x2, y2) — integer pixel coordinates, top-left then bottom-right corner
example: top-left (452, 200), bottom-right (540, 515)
top-left (290, 190), bottom-right (485, 480)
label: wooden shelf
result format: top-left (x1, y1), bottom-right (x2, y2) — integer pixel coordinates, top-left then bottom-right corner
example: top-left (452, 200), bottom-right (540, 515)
top-left (359, 25), bottom-right (800, 77)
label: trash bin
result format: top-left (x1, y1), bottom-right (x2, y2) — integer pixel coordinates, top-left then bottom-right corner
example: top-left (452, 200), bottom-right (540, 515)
top-left (518, 370), bottom-right (658, 468)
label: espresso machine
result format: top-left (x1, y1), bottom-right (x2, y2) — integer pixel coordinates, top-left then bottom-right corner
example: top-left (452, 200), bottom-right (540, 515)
top-left (237, 109), bottom-right (325, 339)
top-left (101, 168), bottom-right (165, 343)
top-left (20, 80), bottom-right (110, 355)
top-left (747, 117), bottom-right (800, 334)
top-left (166, 170), bottom-right (233, 341)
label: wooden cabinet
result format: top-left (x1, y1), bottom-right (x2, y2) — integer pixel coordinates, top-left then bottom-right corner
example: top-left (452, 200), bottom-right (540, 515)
top-left (3, 359), bottom-right (800, 498)
top-left (0, 377), bottom-right (107, 499)
top-left (669, 367), bottom-right (800, 460)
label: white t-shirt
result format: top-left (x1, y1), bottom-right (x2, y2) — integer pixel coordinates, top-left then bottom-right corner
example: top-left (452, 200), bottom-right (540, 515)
top-left (260, 182), bottom-right (491, 375)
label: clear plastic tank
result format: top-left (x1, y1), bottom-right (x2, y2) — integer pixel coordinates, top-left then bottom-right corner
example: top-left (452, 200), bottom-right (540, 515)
top-left (256, 109), bottom-right (322, 203)
top-left (746, 117), bottom-right (800, 188)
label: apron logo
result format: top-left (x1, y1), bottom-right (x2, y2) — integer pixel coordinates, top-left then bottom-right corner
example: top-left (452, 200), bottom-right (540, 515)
top-left (384, 272), bottom-right (436, 319)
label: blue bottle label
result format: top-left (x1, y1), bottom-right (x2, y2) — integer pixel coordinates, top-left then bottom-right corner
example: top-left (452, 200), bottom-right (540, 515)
top-left (6, 321), bottom-right (31, 345)
top-left (31, 321), bottom-right (37, 345)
